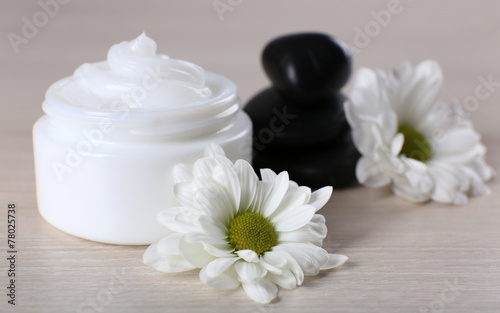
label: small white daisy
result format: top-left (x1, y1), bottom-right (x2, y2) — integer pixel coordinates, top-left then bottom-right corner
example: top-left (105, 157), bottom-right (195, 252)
top-left (345, 60), bottom-right (493, 205)
top-left (143, 144), bottom-right (347, 304)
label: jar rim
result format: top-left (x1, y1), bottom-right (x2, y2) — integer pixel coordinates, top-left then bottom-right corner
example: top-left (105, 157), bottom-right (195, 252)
top-left (42, 71), bottom-right (241, 138)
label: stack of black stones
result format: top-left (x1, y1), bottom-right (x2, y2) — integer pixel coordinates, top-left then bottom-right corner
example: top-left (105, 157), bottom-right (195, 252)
top-left (244, 33), bottom-right (360, 189)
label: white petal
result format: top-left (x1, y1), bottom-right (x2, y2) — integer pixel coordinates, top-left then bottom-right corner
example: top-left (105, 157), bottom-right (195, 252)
top-left (157, 207), bottom-right (200, 233)
top-left (269, 186), bottom-right (311, 220)
top-left (262, 250), bottom-right (287, 269)
top-left (194, 184), bottom-right (234, 225)
top-left (143, 242), bottom-right (195, 273)
top-left (200, 269), bottom-right (239, 290)
top-left (391, 133), bottom-right (404, 156)
top-left (236, 250), bottom-right (259, 263)
top-left (204, 257), bottom-right (239, 278)
top-left (470, 157), bottom-right (494, 181)
top-left (343, 97), bottom-right (359, 127)
top-left (356, 156), bottom-right (391, 187)
top-left (267, 268), bottom-right (298, 290)
top-left (242, 279), bottom-right (278, 304)
top-left (349, 67), bottom-right (384, 117)
top-left (432, 127), bottom-right (483, 164)
top-left (391, 167), bottom-right (433, 203)
top-left (250, 182), bottom-right (270, 216)
top-left (392, 183), bottom-right (431, 203)
top-left (417, 100), bottom-right (462, 135)
top-left (235, 160), bottom-right (259, 213)
top-left (179, 236), bottom-right (215, 268)
top-left (261, 171), bottom-right (290, 217)
top-left (347, 67), bottom-right (398, 155)
top-left (235, 260), bottom-right (267, 283)
top-left (157, 207), bottom-right (181, 229)
top-left (192, 171), bottom-right (218, 190)
top-left (272, 204), bottom-right (315, 232)
top-left (288, 179), bottom-right (299, 190)
top-left (391, 60), bottom-right (412, 81)
top-left (274, 243), bottom-right (327, 276)
top-left (470, 178), bottom-right (491, 197)
top-left (173, 163), bottom-right (194, 183)
top-left (156, 233), bottom-right (183, 255)
top-left (308, 186), bottom-right (332, 212)
top-left (198, 215), bottom-right (228, 240)
top-left (462, 161), bottom-right (494, 197)
top-left (379, 109), bottom-right (399, 143)
top-left (321, 254), bottom-right (348, 270)
top-left (264, 250), bottom-right (305, 285)
top-left (404, 158), bottom-right (432, 185)
top-left (391, 158), bottom-right (434, 203)
top-left (258, 259), bottom-right (283, 275)
top-left (184, 232), bottom-right (228, 246)
top-left (277, 214), bottom-right (327, 246)
top-left (350, 122), bottom-right (377, 155)
top-left (213, 163), bottom-right (241, 213)
top-left (204, 243), bottom-right (235, 258)
top-left (173, 182), bottom-right (195, 208)
top-left (428, 164), bottom-right (469, 205)
top-left (396, 60), bottom-right (443, 124)
top-left (193, 157), bottom-right (219, 178)
top-left (260, 168), bottom-right (277, 182)
top-left (454, 193), bottom-right (468, 205)
top-left (200, 261), bottom-right (240, 290)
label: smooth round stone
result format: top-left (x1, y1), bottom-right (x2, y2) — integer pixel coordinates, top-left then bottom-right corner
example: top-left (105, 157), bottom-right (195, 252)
top-left (244, 87), bottom-right (349, 151)
top-left (252, 131), bottom-right (360, 189)
top-left (262, 32), bottom-right (352, 105)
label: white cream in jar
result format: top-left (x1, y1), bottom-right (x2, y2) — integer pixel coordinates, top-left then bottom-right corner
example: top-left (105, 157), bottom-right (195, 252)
top-left (33, 33), bottom-right (252, 245)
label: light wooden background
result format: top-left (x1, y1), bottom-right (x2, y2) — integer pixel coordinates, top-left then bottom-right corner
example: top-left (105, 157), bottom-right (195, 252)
top-left (1, 1), bottom-right (500, 312)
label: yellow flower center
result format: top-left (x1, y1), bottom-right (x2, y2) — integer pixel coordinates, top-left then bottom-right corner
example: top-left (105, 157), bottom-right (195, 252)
top-left (227, 212), bottom-right (276, 256)
top-left (398, 124), bottom-right (432, 162)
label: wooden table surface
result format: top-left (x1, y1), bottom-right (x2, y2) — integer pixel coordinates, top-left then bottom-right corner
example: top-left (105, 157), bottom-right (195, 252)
top-left (1, 1), bottom-right (499, 312)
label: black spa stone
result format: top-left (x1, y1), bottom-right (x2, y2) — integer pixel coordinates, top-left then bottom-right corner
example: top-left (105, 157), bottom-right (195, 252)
top-left (244, 87), bottom-right (349, 151)
top-left (245, 32), bottom-right (360, 189)
top-left (262, 32), bottom-right (352, 105)
top-left (252, 131), bottom-right (360, 189)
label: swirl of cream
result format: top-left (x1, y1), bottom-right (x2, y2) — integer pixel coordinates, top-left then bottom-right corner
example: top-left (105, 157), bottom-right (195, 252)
top-left (59, 33), bottom-right (212, 109)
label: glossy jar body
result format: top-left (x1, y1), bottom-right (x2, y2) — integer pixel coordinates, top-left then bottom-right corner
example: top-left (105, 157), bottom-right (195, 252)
top-left (33, 72), bottom-right (252, 244)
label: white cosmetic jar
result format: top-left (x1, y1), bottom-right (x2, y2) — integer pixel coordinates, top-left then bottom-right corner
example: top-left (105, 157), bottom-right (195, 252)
top-left (33, 72), bottom-right (252, 245)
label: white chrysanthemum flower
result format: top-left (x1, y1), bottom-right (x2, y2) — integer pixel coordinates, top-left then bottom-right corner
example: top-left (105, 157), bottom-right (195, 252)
top-left (345, 60), bottom-right (494, 205)
top-left (144, 144), bottom-right (347, 304)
